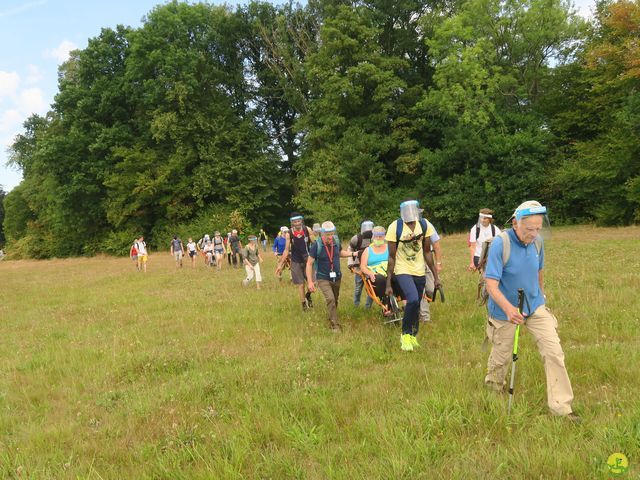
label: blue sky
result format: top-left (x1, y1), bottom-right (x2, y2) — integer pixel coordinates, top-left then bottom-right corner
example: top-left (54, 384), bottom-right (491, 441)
top-left (0, 0), bottom-right (596, 192)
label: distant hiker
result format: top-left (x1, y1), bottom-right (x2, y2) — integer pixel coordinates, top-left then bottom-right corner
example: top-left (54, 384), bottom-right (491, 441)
top-left (468, 208), bottom-right (500, 271)
top-left (186, 237), bottom-right (198, 268)
top-left (276, 213), bottom-right (315, 310)
top-left (242, 235), bottom-right (264, 289)
top-left (272, 227), bottom-right (289, 281)
top-left (213, 231), bottom-right (225, 271)
top-left (483, 200), bottom-right (579, 422)
top-left (258, 228), bottom-right (268, 252)
top-left (225, 232), bottom-right (232, 265)
top-left (135, 236), bottom-right (148, 273)
top-left (197, 234), bottom-right (210, 251)
top-left (129, 241), bottom-right (139, 271)
top-left (348, 220), bottom-right (374, 308)
top-left (306, 221), bottom-right (352, 331)
top-left (202, 240), bottom-right (215, 267)
top-left (170, 235), bottom-right (184, 269)
top-left (386, 200), bottom-right (441, 351)
top-left (229, 230), bottom-right (242, 268)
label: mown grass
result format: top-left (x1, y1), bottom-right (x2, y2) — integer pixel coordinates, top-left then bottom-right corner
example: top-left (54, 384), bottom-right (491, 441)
top-left (0, 225), bottom-right (638, 479)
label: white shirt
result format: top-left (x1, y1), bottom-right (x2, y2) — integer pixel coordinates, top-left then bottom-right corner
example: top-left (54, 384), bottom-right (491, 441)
top-left (469, 224), bottom-right (500, 257)
top-left (187, 241), bottom-right (197, 252)
top-left (136, 241), bottom-right (147, 255)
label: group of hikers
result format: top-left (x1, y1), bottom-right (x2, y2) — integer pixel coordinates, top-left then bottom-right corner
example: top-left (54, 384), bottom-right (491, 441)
top-left (129, 229), bottom-right (270, 288)
top-left (127, 197), bottom-right (579, 422)
top-left (271, 198), bottom-right (579, 423)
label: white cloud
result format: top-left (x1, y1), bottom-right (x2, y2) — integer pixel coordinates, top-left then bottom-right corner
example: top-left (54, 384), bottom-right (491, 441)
top-left (0, 110), bottom-right (22, 133)
top-left (0, 71), bottom-right (20, 99)
top-left (0, 0), bottom-right (48, 19)
top-left (18, 88), bottom-right (47, 114)
top-left (44, 40), bottom-right (78, 64)
top-left (25, 64), bottom-right (42, 85)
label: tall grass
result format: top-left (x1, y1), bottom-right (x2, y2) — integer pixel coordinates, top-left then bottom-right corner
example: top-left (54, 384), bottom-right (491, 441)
top-left (0, 225), bottom-right (638, 479)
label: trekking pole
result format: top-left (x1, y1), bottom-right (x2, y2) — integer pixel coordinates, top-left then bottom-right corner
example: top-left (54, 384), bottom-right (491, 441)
top-left (507, 288), bottom-right (525, 415)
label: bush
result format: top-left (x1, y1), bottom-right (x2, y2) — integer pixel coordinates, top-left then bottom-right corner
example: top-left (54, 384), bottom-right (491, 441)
top-left (151, 205), bottom-right (256, 250)
top-left (99, 229), bottom-right (141, 256)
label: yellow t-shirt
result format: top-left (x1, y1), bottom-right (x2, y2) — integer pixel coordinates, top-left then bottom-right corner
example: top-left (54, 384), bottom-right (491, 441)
top-left (385, 220), bottom-right (435, 276)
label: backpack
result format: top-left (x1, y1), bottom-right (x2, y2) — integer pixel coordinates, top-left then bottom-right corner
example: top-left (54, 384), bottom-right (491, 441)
top-left (394, 217), bottom-right (429, 243)
top-left (351, 230), bottom-right (373, 262)
top-left (474, 224), bottom-right (496, 243)
top-left (477, 231), bottom-right (543, 305)
top-left (314, 235), bottom-right (340, 269)
top-left (289, 226), bottom-right (311, 253)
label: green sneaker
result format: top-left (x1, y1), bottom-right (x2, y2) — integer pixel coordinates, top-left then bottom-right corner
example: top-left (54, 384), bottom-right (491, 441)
top-left (410, 335), bottom-right (420, 348)
top-left (400, 334), bottom-right (414, 352)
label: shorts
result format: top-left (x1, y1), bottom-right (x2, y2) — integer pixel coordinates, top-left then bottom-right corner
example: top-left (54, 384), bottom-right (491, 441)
top-left (174, 251), bottom-right (183, 261)
top-left (214, 248), bottom-right (224, 255)
top-left (189, 250), bottom-right (197, 258)
top-left (290, 261), bottom-right (307, 285)
top-left (138, 254), bottom-right (148, 263)
top-left (131, 255), bottom-right (138, 262)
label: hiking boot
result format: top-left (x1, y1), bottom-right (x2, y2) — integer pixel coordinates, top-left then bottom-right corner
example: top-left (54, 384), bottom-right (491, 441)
top-left (400, 334), bottom-right (414, 352)
top-left (484, 380), bottom-right (506, 394)
top-left (305, 291), bottom-right (313, 307)
top-left (302, 301), bottom-right (309, 311)
top-left (410, 335), bottom-right (420, 348)
top-left (564, 412), bottom-right (582, 424)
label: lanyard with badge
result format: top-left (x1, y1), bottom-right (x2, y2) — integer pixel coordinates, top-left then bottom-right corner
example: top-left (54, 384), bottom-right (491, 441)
top-left (324, 240), bottom-right (337, 281)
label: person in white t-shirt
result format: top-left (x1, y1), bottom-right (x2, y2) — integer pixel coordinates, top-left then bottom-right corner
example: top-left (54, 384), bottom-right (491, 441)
top-left (135, 236), bottom-right (148, 273)
top-left (468, 208), bottom-right (500, 271)
top-left (186, 237), bottom-right (198, 268)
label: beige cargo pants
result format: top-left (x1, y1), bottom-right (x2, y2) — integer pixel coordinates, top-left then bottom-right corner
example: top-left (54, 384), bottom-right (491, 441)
top-left (485, 305), bottom-right (574, 416)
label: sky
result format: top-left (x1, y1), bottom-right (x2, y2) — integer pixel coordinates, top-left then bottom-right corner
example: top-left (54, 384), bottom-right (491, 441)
top-left (0, 0), bottom-right (597, 193)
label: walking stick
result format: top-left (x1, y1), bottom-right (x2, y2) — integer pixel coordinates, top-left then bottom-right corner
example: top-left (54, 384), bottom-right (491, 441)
top-left (507, 288), bottom-right (525, 414)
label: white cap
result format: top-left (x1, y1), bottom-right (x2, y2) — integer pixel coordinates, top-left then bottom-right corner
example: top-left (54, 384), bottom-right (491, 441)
top-left (321, 221), bottom-right (336, 233)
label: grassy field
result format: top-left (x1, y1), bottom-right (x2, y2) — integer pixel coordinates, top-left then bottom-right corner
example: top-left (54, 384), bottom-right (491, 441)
top-left (0, 225), bottom-right (639, 479)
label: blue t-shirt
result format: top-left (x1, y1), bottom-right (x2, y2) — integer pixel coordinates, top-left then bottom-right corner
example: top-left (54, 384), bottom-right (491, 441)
top-left (309, 238), bottom-right (342, 281)
top-left (485, 229), bottom-right (545, 321)
top-left (273, 236), bottom-right (286, 255)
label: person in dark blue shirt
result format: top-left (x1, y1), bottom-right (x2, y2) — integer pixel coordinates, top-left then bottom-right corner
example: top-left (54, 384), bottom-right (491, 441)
top-left (306, 221), bottom-right (353, 331)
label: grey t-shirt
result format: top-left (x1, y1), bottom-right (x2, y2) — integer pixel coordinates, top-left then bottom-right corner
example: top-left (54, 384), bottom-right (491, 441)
top-left (242, 246), bottom-right (260, 266)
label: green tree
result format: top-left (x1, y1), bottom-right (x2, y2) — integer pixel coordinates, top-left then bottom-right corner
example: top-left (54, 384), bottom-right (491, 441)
top-left (0, 187), bottom-right (6, 246)
top-left (544, 0), bottom-right (640, 224)
top-left (414, 0), bottom-right (584, 227)
top-left (295, 3), bottom-right (429, 232)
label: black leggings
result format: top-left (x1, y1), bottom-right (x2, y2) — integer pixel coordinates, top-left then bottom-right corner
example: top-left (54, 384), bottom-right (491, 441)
top-left (370, 274), bottom-right (403, 301)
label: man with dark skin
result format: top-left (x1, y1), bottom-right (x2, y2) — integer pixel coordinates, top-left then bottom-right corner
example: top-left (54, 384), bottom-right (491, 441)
top-left (385, 200), bottom-right (442, 351)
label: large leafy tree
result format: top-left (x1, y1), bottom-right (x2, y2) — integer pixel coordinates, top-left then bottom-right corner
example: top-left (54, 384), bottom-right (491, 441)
top-left (543, 0), bottom-right (640, 224)
top-left (414, 0), bottom-right (584, 228)
top-left (106, 2), bottom-right (283, 235)
top-left (295, 2), bottom-right (434, 231)
top-left (0, 187), bottom-right (5, 246)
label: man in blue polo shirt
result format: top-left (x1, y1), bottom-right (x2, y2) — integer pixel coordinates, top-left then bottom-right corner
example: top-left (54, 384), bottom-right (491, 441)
top-left (484, 201), bottom-right (579, 422)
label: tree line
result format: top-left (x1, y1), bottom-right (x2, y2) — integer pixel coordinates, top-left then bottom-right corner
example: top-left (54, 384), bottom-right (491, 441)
top-left (2, 0), bottom-right (638, 258)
